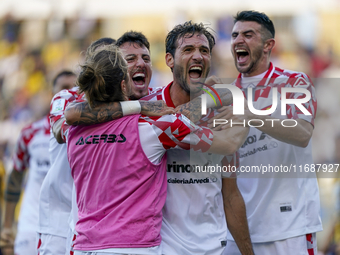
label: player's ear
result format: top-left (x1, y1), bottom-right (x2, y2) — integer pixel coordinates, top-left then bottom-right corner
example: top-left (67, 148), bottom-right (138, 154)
top-left (166, 53), bottom-right (174, 69)
top-left (121, 79), bottom-right (128, 98)
top-left (264, 38), bottom-right (275, 54)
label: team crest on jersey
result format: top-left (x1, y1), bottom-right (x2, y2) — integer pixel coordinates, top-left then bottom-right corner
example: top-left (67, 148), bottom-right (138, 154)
top-left (293, 77), bottom-right (309, 88)
top-left (51, 99), bottom-right (66, 114)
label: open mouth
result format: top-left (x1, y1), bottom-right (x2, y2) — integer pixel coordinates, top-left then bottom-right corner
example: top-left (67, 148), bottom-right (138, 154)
top-left (188, 66), bottom-right (202, 80)
top-left (132, 73), bottom-right (146, 88)
top-left (236, 49), bottom-right (249, 64)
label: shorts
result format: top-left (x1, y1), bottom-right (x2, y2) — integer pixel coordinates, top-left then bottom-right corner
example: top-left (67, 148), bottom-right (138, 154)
top-left (37, 233), bottom-right (67, 255)
top-left (65, 228), bottom-right (76, 255)
top-left (73, 245), bottom-right (161, 255)
top-left (74, 252), bottom-right (147, 255)
top-left (14, 231), bottom-right (36, 255)
top-left (223, 233), bottom-right (317, 255)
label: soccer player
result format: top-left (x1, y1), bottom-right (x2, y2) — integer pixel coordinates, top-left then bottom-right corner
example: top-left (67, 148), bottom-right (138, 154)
top-left (222, 11), bottom-right (322, 255)
top-left (67, 43), bottom-right (243, 254)
top-left (37, 38), bottom-right (116, 255)
top-left (65, 32), bottom-right (168, 126)
top-left (116, 31), bottom-right (153, 99)
top-left (38, 35), bottom-right (175, 254)
top-left (0, 70), bottom-right (76, 255)
top-left (65, 22), bottom-right (254, 255)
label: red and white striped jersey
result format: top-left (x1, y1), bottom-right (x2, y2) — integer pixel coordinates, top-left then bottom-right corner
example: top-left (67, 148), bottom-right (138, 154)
top-left (148, 86), bottom-right (159, 94)
top-left (227, 63), bottom-right (322, 243)
top-left (142, 82), bottom-right (238, 255)
top-left (13, 115), bottom-right (50, 233)
top-left (138, 114), bottom-right (213, 158)
top-left (234, 62), bottom-right (317, 125)
top-left (49, 87), bottom-right (83, 127)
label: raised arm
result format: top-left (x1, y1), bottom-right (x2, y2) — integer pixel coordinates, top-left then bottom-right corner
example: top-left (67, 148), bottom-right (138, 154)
top-left (242, 116), bottom-right (313, 147)
top-left (65, 76), bottom-right (232, 126)
top-left (234, 75), bottom-right (316, 147)
top-left (142, 113), bottom-right (247, 156)
top-left (175, 88), bottom-right (233, 123)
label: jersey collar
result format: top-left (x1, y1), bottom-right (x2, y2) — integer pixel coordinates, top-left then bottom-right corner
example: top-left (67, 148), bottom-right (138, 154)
top-left (162, 82), bottom-right (176, 108)
top-left (235, 62), bottom-right (275, 89)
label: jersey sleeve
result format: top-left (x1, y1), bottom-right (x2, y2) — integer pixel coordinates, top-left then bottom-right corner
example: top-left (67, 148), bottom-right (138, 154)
top-left (49, 88), bottom-right (82, 142)
top-left (282, 73), bottom-right (317, 125)
top-left (49, 89), bottom-right (79, 127)
top-left (140, 113), bottom-right (213, 153)
top-left (12, 126), bottom-right (31, 172)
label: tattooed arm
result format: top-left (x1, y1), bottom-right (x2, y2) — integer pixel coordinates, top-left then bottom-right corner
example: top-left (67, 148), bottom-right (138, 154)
top-left (64, 81), bottom-right (232, 126)
top-left (65, 100), bottom-right (175, 125)
top-left (175, 90), bottom-right (233, 124)
top-left (174, 97), bottom-right (203, 124)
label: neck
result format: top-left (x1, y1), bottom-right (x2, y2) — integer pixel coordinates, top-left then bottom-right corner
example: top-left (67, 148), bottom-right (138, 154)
top-left (170, 81), bottom-right (200, 107)
top-left (243, 58), bottom-right (271, 77)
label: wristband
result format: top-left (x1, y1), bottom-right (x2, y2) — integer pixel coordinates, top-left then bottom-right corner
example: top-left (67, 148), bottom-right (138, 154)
top-left (120, 101), bottom-right (141, 116)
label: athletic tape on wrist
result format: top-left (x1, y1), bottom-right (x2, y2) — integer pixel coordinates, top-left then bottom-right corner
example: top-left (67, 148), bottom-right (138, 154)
top-left (120, 101), bottom-right (141, 116)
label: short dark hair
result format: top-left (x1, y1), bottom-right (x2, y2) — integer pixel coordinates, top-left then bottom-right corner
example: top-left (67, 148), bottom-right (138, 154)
top-left (116, 31), bottom-right (150, 51)
top-left (165, 21), bottom-right (215, 57)
top-left (53, 71), bottom-right (76, 87)
top-left (234, 11), bottom-right (275, 39)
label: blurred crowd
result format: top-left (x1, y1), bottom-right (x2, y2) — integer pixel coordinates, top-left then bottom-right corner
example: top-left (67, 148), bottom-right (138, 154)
top-left (0, 11), bottom-right (339, 254)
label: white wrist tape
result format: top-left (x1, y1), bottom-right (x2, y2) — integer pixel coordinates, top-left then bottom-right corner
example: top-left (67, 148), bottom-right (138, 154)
top-left (120, 101), bottom-right (141, 116)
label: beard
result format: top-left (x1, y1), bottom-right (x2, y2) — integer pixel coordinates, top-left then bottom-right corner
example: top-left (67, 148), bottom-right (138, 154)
top-left (129, 90), bottom-right (147, 100)
top-left (173, 64), bottom-right (190, 94)
top-left (235, 44), bottom-right (264, 75)
top-left (173, 62), bottom-right (208, 96)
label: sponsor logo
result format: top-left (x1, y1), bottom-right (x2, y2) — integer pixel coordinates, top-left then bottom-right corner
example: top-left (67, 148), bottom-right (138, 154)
top-left (75, 134), bottom-right (126, 145)
top-left (280, 205), bottom-right (292, 212)
top-left (167, 162), bottom-right (199, 173)
top-left (51, 99), bottom-right (66, 114)
top-left (239, 132), bottom-right (278, 158)
top-left (241, 132), bottom-right (267, 148)
top-left (37, 159), bottom-right (50, 167)
top-left (167, 178), bottom-right (210, 184)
